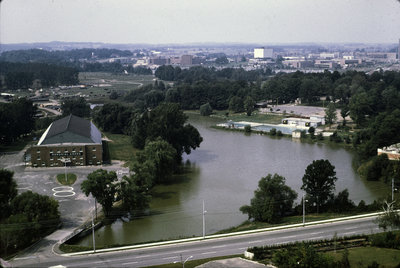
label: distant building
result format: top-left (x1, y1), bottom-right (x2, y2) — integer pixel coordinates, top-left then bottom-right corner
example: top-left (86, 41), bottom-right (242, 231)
top-left (30, 115), bottom-right (103, 167)
top-left (282, 116), bottom-right (325, 128)
top-left (181, 55), bottom-right (193, 65)
top-left (398, 38), bottom-right (400, 60)
top-left (378, 143), bottom-right (400, 160)
top-left (254, 47), bottom-right (273, 59)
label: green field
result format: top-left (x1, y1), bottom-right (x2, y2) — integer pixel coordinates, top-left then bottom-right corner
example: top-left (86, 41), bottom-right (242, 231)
top-left (327, 247), bottom-right (400, 267)
top-left (104, 132), bottom-right (137, 166)
top-left (56, 173), bottom-right (77, 185)
top-left (79, 72), bottom-right (155, 92)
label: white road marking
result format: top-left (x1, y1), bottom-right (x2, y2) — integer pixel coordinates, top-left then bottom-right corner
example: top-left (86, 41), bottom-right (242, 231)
top-left (162, 256), bottom-right (177, 260)
top-left (121, 261), bottom-right (138, 265)
top-left (211, 245), bottom-right (226, 249)
top-left (201, 251), bottom-right (217, 255)
top-left (248, 240), bottom-right (263, 244)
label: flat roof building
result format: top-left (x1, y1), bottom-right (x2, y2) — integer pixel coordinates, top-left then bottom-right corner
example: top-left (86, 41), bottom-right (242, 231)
top-left (254, 47), bottom-right (273, 59)
top-left (30, 115), bottom-right (103, 167)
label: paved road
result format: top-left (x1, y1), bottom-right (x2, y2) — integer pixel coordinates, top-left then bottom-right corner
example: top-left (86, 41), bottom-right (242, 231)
top-left (12, 216), bottom-right (381, 268)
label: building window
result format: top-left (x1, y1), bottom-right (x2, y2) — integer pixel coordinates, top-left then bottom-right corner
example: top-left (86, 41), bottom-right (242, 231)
top-left (50, 149), bottom-right (53, 154)
top-left (50, 157), bottom-right (54, 161)
top-left (37, 156), bottom-right (41, 160)
top-left (42, 163), bottom-right (45, 167)
top-left (37, 149), bottom-right (40, 153)
top-left (79, 148), bottom-right (83, 152)
top-left (72, 148), bottom-right (76, 152)
top-left (57, 150), bottom-right (61, 153)
top-left (93, 155), bottom-right (96, 159)
top-left (64, 149), bottom-right (68, 153)
top-left (92, 147), bottom-right (96, 152)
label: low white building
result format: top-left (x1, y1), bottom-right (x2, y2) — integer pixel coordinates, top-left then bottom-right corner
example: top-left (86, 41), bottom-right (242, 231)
top-left (282, 117), bottom-right (324, 128)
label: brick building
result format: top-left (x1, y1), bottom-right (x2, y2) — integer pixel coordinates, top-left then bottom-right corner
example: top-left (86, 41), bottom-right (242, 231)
top-left (30, 115), bottom-right (103, 167)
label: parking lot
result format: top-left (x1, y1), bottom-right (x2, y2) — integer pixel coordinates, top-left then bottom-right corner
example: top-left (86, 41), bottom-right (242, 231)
top-left (0, 147), bottom-right (129, 259)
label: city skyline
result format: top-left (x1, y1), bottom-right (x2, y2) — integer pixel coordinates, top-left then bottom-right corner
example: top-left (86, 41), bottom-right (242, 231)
top-left (1, 0), bottom-right (400, 45)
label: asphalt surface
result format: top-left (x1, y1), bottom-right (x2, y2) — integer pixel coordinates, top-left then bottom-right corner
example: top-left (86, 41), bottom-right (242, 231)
top-left (0, 148), bottom-right (129, 263)
top-left (11, 216), bottom-right (381, 268)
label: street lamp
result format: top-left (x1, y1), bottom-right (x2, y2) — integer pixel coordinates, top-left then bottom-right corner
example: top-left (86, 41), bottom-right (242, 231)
top-left (60, 157), bottom-right (71, 182)
top-left (174, 255), bottom-right (193, 268)
top-left (302, 194), bottom-right (308, 227)
top-left (202, 200), bottom-right (207, 239)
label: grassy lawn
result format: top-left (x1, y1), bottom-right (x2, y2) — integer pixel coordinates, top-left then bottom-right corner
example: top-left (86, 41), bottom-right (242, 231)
top-left (146, 255), bottom-right (241, 268)
top-left (205, 110), bottom-right (286, 124)
top-left (327, 247), bottom-right (400, 267)
top-left (56, 173), bottom-right (77, 185)
top-left (105, 132), bottom-right (137, 166)
top-left (0, 137), bottom-right (32, 153)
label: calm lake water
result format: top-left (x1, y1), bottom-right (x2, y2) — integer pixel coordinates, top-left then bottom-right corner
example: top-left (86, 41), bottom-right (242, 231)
top-left (76, 114), bottom-right (388, 247)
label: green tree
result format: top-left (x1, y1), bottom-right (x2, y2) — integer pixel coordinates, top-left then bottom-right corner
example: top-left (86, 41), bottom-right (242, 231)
top-left (61, 97), bottom-right (91, 117)
top-left (244, 96), bottom-right (256, 116)
top-left (130, 103), bottom-right (202, 161)
top-left (0, 169), bottom-right (17, 220)
top-left (81, 169), bottom-right (118, 217)
top-left (325, 102), bottom-right (337, 125)
top-left (120, 175), bottom-right (151, 217)
top-left (349, 91), bottom-right (372, 126)
top-left (240, 174), bottom-right (297, 223)
top-left (229, 96), bottom-right (244, 113)
top-left (340, 105), bottom-right (350, 126)
top-left (138, 138), bottom-right (178, 184)
top-left (272, 242), bottom-right (335, 268)
top-left (199, 102), bottom-right (213, 116)
top-left (301, 159), bottom-right (338, 213)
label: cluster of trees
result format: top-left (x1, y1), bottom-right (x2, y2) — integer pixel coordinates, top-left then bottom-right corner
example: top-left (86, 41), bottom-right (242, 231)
top-left (80, 62), bottom-right (152, 74)
top-left (0, 48), bottom-right (133, 63)
top-left (155, 65), bottom-right (272, 82)
top-left (0, 169), bottom-right (60, 256)
top-left (0, 98), bottom-right (36, 144)
top-left (240, 159), bottom-right (374, 223)
top-left (61, 97), bottom-right (91, 118)
top-left (85, 102), bottom-right (202, 218)
top-left (0, 62), bottom-right (79, 89)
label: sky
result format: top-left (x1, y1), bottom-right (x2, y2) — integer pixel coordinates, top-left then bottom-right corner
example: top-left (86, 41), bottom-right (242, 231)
top-left (1, 0), bottom-right (400, 44)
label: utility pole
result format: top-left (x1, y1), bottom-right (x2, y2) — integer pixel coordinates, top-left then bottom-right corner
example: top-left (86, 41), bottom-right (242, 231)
top-left (202, 200), bottom-right (207, 239)
top-left (302, 194), bottom-right (305, 227)
top-left (92, 208), bottom-right (96, 253)
top-left (393, 178), bottom-right (395, 202)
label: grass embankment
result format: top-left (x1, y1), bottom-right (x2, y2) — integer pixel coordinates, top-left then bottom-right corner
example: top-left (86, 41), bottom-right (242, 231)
top-left (56, 173), bottom-right (77, 185)
top-left (211, 110), bottom-right (286, 124)
top-left (328, 247), bottom-right (400, 267)
top-left (104, 132), bottom-right (137, 167)
top-left (0, 136), bottom-right (32, 153)
top-left (215, 212), bottom-right (365, 234)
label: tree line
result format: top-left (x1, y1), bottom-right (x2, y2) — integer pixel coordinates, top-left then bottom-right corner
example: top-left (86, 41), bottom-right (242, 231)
top-left (0, 62), bottom-right (79, 89)
top-left (0, 98), bottom-right (36, 144)
top-left (0, 48), bottom-right (133, 63)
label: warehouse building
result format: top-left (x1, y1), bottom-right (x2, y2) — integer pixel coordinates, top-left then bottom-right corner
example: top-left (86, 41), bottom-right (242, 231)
top-left (30, 115), bottom-right (103, 167)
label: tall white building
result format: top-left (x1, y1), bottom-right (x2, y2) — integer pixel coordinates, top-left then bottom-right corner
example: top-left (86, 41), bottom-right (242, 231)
top-left (254, 47), bottom-right (273, 59)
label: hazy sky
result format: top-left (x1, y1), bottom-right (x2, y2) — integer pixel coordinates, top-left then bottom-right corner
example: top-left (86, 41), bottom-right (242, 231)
top-left (1, 0), bottom-right (400, 44)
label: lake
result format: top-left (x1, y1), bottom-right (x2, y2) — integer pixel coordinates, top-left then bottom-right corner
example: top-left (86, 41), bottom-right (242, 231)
top-left (76, 114), bottom-right (388, 247)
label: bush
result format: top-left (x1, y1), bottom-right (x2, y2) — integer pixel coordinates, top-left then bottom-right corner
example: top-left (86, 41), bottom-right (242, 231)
top-left (300, 130), bottom-right (307, 138)
top-left (370, 231), bottom-right (400, 249)
top-left (329, 131), bottom-right (342, 143)
top-left (276, 130), bottom-right (283, 136)
top-left (199, 103), bottom-right (213, 116)
top-left (244, 125), bottom-right (251, 133)
top-left (270, 128), bottom-right (277, 136)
